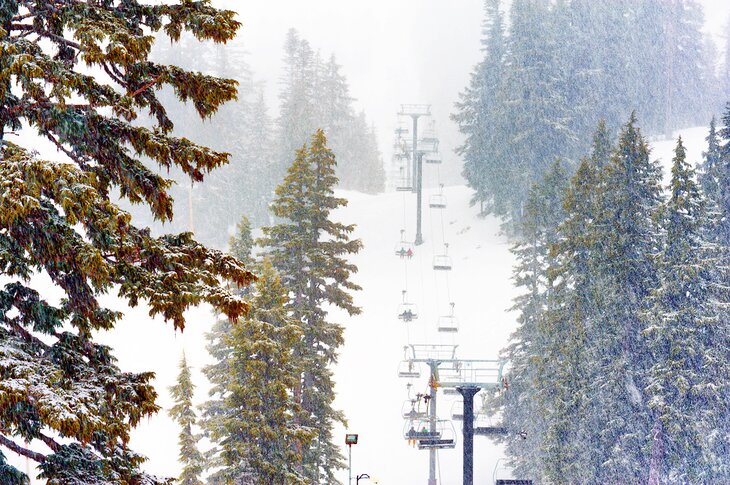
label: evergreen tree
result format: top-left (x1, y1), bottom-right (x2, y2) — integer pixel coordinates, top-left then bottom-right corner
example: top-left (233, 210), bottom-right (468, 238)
top-left (496, 160), bottom-right (569, 482)
top-left (542, 122), bottom-right (614, 483)
top-left (452, 0), bottom-right (507, 215)
top-left (585, 113), bottom-right (663, 482)
top-left (204, 259), bottom-right (313, 485)
top-left (453, 0), bottom-right (714, 232)
top-left (229, 215), bottom-right (255, 266)
top-left (260, 129), bottom-right (362, 484)
top-left (0, 2), bottom-right (253, 482)
top-left (643, 137), bottom-right (730, 483)
top-left (713, 104), bottom-right (730, 247)
top-left (276, 30), bottom-right (384, 195)
top-left (168, 354), bottom-right (205, 485)
top-left (698, 117), bottom-right (722, 203)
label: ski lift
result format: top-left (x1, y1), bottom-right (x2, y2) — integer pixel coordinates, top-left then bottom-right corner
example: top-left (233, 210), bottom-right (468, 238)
top-left (403, 418), bottom-right (441, 441)
top-left (429, 193), bottom-right (447, 209)
top-left (414, 420), bottom-right (457, 450)
top-left (394, 230), bottom-right (415, 259)
top-left (397, 290), bottom-right (418, 322)
top-left (396, 166), bottom-right (412, 192)
top-left (401, 398), bottom-right (428, 420)
top-left (425, 152), bottom-right (442, 164)
top-left (451, 399), bottom-right (464, 421)
top-left (433, 243), bottom-right (452, 271)
top-left (437, 302), bottom-right (459, 333)
top-left (398, 360), bottom-right (421, 379)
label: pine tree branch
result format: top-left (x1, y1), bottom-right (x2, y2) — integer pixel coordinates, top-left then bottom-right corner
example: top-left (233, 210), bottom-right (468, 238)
top-left (128, 74), bottom-right (163, 98)
top-left (0, 434), bottom-right (47, 463)
top-left (37, 433), bottom-right (61, 453)
top-left (10, 23), bottom-right (82, 50)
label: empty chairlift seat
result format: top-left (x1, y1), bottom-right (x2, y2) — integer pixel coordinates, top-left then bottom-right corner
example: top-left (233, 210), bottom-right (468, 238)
top-left (429, 193), bottom-right (447, 209)
top-left (397, 360), bottom-right (421, 379)
top-left (433, 243), bottom-right (452, 271)
top-left (401, 399), bottom-right (428, 420)
top-left (438, 302), bottom-right (459, 333)
top-left (425, 152), bottom-right (442, 164)
top-left (396, 166), bottom-right (412, 192)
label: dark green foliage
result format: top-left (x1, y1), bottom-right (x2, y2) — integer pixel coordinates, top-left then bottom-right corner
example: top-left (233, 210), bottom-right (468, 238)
top-left (0, 1), bottom-right (254, 482)
top-left (168, 355), bottom-right (204, 485)
top-left (260, 129), bottom-right (362, 484)
top-left (493, 115), bottom-right (730, 482)
top-left (0, 449), bottom-right (27, 485)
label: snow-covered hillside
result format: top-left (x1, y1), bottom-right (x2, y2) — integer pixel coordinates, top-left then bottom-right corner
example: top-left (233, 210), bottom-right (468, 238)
top-left (8, 124), bottom-right (712, 484)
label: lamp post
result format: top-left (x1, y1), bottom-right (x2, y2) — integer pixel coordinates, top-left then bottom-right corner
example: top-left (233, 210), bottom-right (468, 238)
top-left (345, 433), bottom-right (359, 485)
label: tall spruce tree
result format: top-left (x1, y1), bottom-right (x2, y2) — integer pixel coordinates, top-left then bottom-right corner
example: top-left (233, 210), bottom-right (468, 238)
top-left (452, 0), bottom-right (506, 215)
top-left (643, 137), bottom-right (730, 483)
top-left (168, 354), bottom-right (205, 485)
top-left (260, 129), bottom-right (362, 484)
top-left (545, 121), bottom-right (614, 483)
top-left (204, 259), bottom-right (313, 485)
top-left (0, 2), bottom-right (253, 482)
top-left (584, 113), bottom-right (663, 482)
top-left (698, 117), bottom-right (722, 204)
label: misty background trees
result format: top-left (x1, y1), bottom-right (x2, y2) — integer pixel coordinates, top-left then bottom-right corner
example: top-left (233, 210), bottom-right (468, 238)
top-left (453, 0), bottom-right (726, 234)
top-left (124, 29), bottom-right (385, 249)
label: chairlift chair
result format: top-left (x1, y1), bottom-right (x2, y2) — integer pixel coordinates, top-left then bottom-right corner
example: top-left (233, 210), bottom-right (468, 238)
top-left (403, 418), bottom-right (441, 441)
top-left (433, 243), bottom-right (452, 271)
top-left (438, 302), bottom-right (459, 333)
top-left (414, 419), bottom-right (456, 450)
top-left (401, 399), bottom-right (428, 420)
top-left (425, 152), bottom-right (442, 164)
top-left (451, 399), bottom-right (464, 421)
top-left (429, 193), bottom-right (447, 209)
top-left (396, 166), bottom-right (412, 192)
top-left (394, 230), bottom-right (414, 259)
top-left (397, 360), bottom-right (421, 379)
top-left (443, 388), bottom-right (460, 396)
top-left (398, 290), bottom-right (418, 322)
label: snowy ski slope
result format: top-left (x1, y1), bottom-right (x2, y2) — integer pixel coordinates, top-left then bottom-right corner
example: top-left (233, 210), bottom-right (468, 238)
top-left (7, 125), bottom-right (711, 484)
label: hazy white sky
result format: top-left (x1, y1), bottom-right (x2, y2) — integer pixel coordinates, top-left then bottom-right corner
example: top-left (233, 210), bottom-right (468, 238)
top-left (213, 0), bottom-right (729, 180)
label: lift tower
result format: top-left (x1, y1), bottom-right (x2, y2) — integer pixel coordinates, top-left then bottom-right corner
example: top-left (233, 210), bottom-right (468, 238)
top-left (398, 104), bottom-right (431, 245)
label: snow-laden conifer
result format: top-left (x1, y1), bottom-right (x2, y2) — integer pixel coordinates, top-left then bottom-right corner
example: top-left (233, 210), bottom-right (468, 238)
top-left (168, 355), bottom-right (205, 485)
top-left (260, 129), bottom-right (362, 484)
top-left (0, 2), bottom-right (253, 482)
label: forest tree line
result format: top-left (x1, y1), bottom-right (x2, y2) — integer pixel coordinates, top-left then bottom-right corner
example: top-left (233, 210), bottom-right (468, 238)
top-left (453, 0), bottom-right (729, 234)
top-left (494, 109), bottom-right (730, 484)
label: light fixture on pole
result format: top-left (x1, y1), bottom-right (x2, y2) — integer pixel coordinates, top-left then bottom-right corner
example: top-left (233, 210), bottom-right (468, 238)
top-left (345, 433), bottom-right (359, 485)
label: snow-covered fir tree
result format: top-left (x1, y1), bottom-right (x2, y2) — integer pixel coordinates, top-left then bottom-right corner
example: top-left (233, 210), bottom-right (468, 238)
top-left (643, 137), bottom-right (730, 483)
top-left (168, 354), bottom-right (205, 485)
top-left (260, 130), bottom-right (362, 484)
top-left (0, 2), bottom-right (254, 482)
top-left (204, 259), bottom-right (313, 485)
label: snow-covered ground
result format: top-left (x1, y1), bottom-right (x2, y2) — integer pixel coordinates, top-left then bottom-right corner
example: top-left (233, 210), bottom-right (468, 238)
top-left (7, 124), bottom-right (712, 484)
